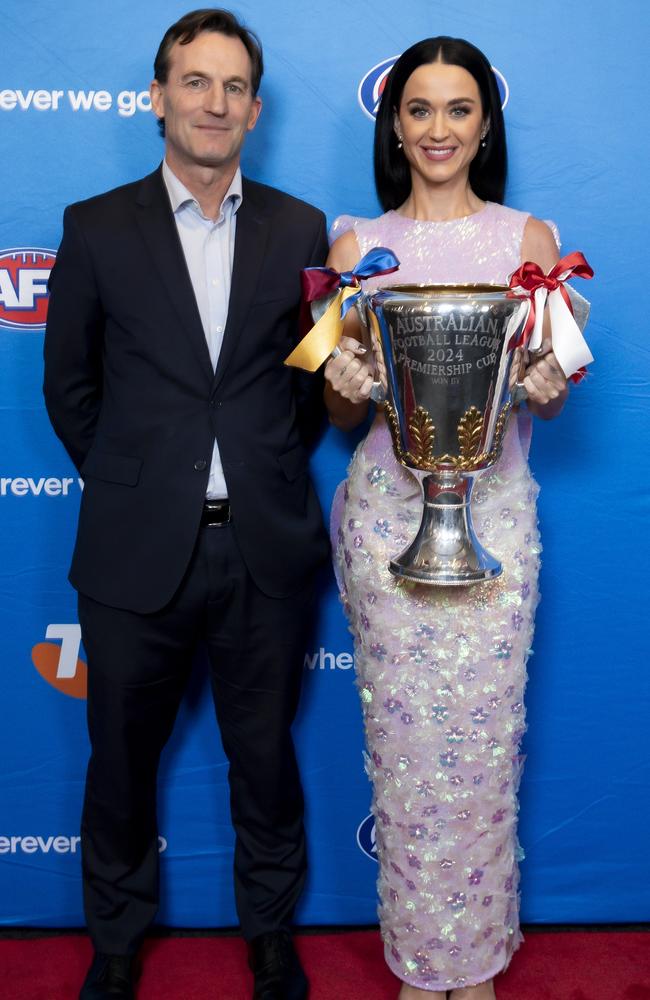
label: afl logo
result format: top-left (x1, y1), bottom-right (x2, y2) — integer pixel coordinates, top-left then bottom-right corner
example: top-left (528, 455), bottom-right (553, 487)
top-left (358, 56), bottom-right (399, 121)
top-left (0, 248), bottom-right (56, 331)
top-left (356, 813), bottom-right (378, 861)
top-left (358, 58), bottom-right (509, 120)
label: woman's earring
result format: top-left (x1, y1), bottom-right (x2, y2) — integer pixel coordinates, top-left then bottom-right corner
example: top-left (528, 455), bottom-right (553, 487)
top-left (480, 130), bottom-right (488, 148)
top-left (396, 134), bottom-right (403, 149)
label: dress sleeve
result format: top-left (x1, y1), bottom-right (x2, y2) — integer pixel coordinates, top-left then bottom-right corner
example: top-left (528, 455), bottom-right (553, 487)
top-left (329, 214), bottom-right (365, 247)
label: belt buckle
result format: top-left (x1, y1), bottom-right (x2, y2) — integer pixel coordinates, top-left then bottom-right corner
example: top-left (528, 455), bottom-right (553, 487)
top-left (203, 499), bottom-right (230, 528)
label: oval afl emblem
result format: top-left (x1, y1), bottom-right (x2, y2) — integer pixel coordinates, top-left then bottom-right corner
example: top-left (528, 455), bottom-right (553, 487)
top-left (358, 58), bottom-right (509, 119)
top-left (0, 248), bottom-right (56, 330)
top-left (356, 813), bottom-right (378, 861)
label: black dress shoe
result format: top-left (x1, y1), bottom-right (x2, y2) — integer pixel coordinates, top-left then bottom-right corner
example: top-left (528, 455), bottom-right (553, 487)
top-left (248, 929), bottom-right (308, 1000)
top-left (79, 952), bottom-right (139, 999)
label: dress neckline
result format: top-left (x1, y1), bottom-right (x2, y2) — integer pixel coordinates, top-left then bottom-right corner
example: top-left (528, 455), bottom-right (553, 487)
top-left (387, 202), bottom-right (493, 226)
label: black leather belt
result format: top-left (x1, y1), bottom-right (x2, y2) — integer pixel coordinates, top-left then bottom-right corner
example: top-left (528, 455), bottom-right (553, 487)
top-left (201, 499), bottom-right (231, 527)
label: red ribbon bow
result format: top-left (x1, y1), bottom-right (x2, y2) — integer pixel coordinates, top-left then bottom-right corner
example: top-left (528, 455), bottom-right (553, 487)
top-left (301, 267), bottom-right (356, 301)
top-left (508, 251), bottom-right (594, 383)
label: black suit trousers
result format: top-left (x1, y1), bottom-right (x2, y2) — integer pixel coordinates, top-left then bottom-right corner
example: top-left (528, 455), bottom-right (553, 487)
top-left (78, 521), bottom-right (313, 954)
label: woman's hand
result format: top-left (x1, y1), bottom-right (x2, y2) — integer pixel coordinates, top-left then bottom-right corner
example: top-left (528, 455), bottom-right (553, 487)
top-left (518, 218), bottom-right (568, 419)
top-left (521, 343), bottom-right (568, 419)
top-left (324, 336), bottom-right (375, 404)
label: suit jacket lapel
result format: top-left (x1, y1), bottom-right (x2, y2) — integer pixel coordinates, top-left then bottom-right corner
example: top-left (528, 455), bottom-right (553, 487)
top-left (134, 167), bottom-right (213, 385)
top-left (212, 180), bottom-right (270, 392)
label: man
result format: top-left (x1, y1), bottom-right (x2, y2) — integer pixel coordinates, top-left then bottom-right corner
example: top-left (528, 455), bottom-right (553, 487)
top-left (43, 10), bottom-right (329, 1000)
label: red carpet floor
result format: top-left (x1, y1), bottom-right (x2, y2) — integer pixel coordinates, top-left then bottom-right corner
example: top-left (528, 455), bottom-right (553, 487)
top-left (1, 930), bottom-right (649, 1000)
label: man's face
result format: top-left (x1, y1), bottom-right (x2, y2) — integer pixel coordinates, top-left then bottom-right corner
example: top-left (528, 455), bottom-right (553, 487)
top-left (151, 31), bottom-right (262, 173)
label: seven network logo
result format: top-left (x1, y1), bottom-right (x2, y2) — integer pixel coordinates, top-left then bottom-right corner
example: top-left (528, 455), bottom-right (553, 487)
top-left (358, 57), bottom-right (509, 120)
top-left (0, 248), bottom-right (56, 331)
top-left (32, 625), bottom-right (88, 699)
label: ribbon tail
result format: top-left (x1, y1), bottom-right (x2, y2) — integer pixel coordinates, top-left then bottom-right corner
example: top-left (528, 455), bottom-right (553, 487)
top-left (547, 288), bottom-right (594, 378)
top-left (284, 287), bottom-right (357, 371)
top-left (528, 287), bottom-right (547, 351)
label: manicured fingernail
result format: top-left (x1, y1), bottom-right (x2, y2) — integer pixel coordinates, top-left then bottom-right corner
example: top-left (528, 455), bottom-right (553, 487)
top-left (355, 345), bottom-right (367, 354)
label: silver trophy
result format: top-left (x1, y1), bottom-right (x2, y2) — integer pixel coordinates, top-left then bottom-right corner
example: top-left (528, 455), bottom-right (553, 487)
top-left (363, 283), bottom-right (531, 585)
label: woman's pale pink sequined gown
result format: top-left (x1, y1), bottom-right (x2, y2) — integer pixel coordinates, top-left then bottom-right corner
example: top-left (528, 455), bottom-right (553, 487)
top-left (331, 204), bottom-right (553, 991)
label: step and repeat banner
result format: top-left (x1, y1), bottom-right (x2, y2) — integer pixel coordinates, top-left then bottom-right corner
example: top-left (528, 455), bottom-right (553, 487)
top-left (1, 0), bottom-right (648, 928)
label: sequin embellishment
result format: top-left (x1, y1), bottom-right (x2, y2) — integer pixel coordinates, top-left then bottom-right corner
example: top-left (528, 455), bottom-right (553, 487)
top-left (330, 204), bottom-right (543, 991)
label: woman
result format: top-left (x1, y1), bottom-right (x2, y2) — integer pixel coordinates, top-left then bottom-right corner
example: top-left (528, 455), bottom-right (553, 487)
top-left (324, 38), bottom-right (567, 1000)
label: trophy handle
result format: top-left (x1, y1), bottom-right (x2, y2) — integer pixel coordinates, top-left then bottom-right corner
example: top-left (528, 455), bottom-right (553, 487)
top-left (310, 293), bottom-right (336, 326)
top-left (355, 300), bottom-right (386, 402)
top-left (511, 382), bottom-right (528, 405)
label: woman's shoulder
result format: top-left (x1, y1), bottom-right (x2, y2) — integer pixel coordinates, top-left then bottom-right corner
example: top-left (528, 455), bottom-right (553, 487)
top-left (520, 216), bottom-right (561, 268)
top-left (523, 214), bottom-right (561, 253)
top-left (327, 227), bottom-right (360, 270)
top-left (495, 203), bottom-right (561, 251)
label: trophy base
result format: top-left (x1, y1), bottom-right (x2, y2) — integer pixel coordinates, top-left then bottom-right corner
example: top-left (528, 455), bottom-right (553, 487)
top-left (388, 473), bottom-right (502, 586)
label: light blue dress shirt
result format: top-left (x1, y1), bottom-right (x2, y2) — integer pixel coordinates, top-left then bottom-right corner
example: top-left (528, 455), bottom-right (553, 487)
top-left (162, 159), bottom-right (242, 499)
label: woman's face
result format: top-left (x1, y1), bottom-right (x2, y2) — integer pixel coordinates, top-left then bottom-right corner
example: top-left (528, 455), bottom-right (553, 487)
top-left (395, 61), bottom-right (486, 189)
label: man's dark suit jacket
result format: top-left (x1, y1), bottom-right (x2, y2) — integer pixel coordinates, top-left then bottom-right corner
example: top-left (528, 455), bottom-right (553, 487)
top-left (44, 166), bottom-right (330, 613)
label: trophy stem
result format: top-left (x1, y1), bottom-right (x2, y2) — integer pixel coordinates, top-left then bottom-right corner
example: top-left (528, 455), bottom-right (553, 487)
top-left (389, 471), bottom-right (502, 586)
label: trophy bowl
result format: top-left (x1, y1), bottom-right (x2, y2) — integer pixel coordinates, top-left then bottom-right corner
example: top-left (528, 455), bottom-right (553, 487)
top-left (364, 283), bottom-right (530, 585)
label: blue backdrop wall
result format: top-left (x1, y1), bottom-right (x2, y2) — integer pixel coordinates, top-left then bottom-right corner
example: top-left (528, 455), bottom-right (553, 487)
top-left (1, 0), bottom-right (648, 928)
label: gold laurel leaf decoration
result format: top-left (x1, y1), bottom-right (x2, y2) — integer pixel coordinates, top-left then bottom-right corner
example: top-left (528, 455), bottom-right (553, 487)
top-left (458, 452), bottom-right (489, 472)
top-left (455, 402), bottom-right (513, 471)
top-left (486, 401), bottom-right (512, 465)
top-left (383, 402), bottom-right (437, 470)
top-left (385, 400), bottom-right (512, 473)
top-left (383, 401), bottom-right (408, 464)
top-left (457, 406), bottom-right (484, 464)
top-left (407, 406), bottom-right (436, 467)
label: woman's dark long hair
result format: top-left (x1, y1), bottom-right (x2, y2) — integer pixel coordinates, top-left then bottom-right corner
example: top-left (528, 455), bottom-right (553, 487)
top-left (374, 37), bottom-right (507, 211)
